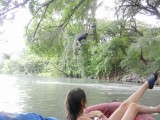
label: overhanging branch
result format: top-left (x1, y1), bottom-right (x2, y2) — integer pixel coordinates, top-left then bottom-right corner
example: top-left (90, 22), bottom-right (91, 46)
top-left (58, 0), bottom-right (85, 30)
top-left (27, 0), bottom-right (85, 41)
top-left (116, 0), bottom-right (160, 21)
top-left (0, 0), bottom-right (30, 17)
top-left (26, 0), bottom-right (55, 37)
top-left (33, 4), bottom-right (49, 37)
top-left (48, 61), bottom-right (70, 77)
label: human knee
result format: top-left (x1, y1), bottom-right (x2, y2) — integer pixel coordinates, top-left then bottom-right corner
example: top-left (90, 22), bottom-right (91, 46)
top-left (121, 101), bottom-right (138, 109)
top-left (128, 103), bottom-right (139, 111)
top-left (121, 100), bottom-right (130, 108)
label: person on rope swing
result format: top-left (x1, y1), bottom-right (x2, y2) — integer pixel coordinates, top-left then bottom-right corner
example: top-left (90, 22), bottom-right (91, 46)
top-left (65, 71), bottom-right (160, 120)
top-left (76, 33), bottom-right (88, 49)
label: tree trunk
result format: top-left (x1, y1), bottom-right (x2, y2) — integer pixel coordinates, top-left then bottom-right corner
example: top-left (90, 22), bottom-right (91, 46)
top-left (140, 47), bottom-right (148, 66)
top-left (91, 0), bottom-right (98, 43)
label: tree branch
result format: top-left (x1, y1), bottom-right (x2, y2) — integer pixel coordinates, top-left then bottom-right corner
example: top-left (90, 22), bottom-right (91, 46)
top-left (131, 26), bottom-right (143, 36)
top-left (26, 0), bottom-right (85, 41)
top-left (146, 0), bottom-right (160, 18)
top-left (26, 0), bottom-right (55, 38)
top-left (116, 0), bottom-right (160, 21)
top-left (25, 7), bottom-right (41, 35)
top-left (49, 61), bottom-right (70, 77)
top-left (140, 47), bottom-right (148, 66)
top-left (0, 0), bottom-right (30, 16)
top-left (58, 0), bottom-right (85, 30)
top-left (33, 4), bottom-right (49, 38)
top-left (115, 0), bottom-right (127, 16)
top-left (124, 3), bottom-right (160, 18)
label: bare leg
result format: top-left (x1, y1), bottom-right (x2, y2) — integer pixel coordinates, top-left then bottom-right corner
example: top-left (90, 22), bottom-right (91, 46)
top-left (109, 72), bottom-right (158, 120)
top-left (109, 81), bottom-right (149, 120)
top-left (122, 103), bottom-right (160, 120)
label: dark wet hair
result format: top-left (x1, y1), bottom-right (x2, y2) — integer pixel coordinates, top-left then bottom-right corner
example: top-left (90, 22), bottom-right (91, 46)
top-left (66, 88), bottom-right (87, 120)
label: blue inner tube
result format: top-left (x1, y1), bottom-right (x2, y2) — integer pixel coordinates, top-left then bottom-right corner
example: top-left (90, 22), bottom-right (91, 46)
top-left (0, 112), bottom-right (59, 120)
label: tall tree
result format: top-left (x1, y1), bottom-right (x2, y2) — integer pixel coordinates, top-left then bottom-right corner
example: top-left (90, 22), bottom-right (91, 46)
top-left (25, 0), bottom-right (100, 55)
top-left (115, 0), bottom-right (160, 20)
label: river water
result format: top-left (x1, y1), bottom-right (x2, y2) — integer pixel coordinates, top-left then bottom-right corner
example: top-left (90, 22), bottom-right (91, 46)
top-left (0, 74), bottom-right (159, 120)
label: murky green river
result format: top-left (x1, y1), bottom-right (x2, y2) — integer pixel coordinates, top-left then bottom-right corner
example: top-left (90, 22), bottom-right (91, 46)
top-left (0, 74), bottom-right (159, 119)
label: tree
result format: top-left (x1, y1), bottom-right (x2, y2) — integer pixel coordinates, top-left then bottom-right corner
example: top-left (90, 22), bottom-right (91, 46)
top-left (115, 0), bottom-right (160, 18)
top-left (26, 0), bottom-right (101, 57)
top-left (0, 0), bottom-right (29, 24)
top-left (114, 0), bottom-right (160, 41)
top-left (1, 59), bottom-right (24, 74)
top-left (0, 0), bottom-right (101, 40)
top-left (120, 28), bottom-right (160, 74)
top-left (1, 0), bottom-right (160, 79)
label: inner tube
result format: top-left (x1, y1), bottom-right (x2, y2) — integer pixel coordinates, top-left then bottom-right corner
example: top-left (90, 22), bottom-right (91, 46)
top-left (85, 102), bottom-right (154, 120)
top-left (0, 112), bottom-right (59, 120)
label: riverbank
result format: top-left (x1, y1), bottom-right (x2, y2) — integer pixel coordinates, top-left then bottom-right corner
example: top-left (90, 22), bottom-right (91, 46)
top-left (35, 72), bottom-right (160, 85)
top-left (116, 72), bottom-right (160, 85)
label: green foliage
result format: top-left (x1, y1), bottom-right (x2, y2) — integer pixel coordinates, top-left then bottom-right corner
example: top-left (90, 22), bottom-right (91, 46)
top-left (26, 18), bottom-right (64, 57)
top-left (1, 0), bottom-right (160, 79)
top-left (1, 52), bottom-right (46, 75)
top-left (86, 35), bottom-right (129, 78)
top-left (97, 20), bottom-right (121, 37)
top-left (26, 0), bottom-right (98, 58)
top-left (1, 59), bottom-right (24, 74)
top-left (121, 32), bottom-right (160, 74)
top-left (85, 42), bottom-right (111, 78)
top-left (57, 20), bottom-right (131, 78)
top-left (22, 55), bottom-right (45, 74)
top-left (120, 46), bottom-right (143, 73)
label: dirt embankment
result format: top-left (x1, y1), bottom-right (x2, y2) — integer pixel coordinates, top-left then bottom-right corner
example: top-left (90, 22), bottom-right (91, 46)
top-left (116, 73), bottom-right (160, 85)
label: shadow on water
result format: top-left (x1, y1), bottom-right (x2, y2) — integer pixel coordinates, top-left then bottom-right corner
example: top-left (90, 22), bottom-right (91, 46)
top-left (0, 74), bottom-right (159, 120)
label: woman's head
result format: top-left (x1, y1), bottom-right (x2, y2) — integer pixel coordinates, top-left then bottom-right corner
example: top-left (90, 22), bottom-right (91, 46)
top-left (66, 88), bottom-right (87, 120)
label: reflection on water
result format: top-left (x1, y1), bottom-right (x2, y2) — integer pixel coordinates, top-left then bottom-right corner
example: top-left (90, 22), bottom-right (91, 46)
top-left (0, 75), bottom-right (24, 112)
top-left (0, 74), bottom-right (159, 120)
